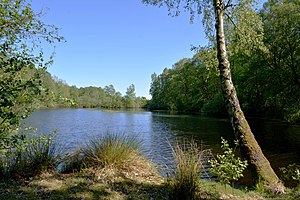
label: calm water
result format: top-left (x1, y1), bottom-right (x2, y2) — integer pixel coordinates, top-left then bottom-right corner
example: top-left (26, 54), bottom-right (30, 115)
top-left (24, 109), bottom-right (300, 181)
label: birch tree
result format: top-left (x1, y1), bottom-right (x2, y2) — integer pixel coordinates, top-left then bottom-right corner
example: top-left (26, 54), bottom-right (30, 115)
top-left (143, 0), bottom-right (285, 193)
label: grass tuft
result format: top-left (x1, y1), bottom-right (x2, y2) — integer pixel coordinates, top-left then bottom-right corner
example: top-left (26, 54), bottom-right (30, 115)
top-left (61, 132), bottom-right (141, 173)
top-left (169, 139), bottom-right (212, 200)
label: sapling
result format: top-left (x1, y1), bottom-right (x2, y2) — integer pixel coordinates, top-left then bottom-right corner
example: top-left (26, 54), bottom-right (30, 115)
top-left (209, 137), bottom-right (248, 190)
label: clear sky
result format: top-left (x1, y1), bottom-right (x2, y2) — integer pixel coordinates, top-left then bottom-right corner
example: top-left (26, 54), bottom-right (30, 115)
top-left (31, 0), bottom-right (208, 99)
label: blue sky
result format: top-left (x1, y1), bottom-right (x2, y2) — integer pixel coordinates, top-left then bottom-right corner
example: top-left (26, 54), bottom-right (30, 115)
top-left (31, 0), bottom-right (208, 99)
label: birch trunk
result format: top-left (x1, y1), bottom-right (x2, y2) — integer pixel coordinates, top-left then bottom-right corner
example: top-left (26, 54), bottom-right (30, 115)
top-left (213, 0), bottom-right (285, 193)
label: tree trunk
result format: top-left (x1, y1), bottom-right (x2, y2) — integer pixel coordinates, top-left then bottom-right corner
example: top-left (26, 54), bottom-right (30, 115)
top-left (213, 0), bottom-right (285, 193)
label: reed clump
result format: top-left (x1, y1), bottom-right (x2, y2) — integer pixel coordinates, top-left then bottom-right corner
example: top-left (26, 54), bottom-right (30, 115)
top-left (169, 139), bottom-right (212, 200)
top-left (61, 132), bottom-right (141, 173)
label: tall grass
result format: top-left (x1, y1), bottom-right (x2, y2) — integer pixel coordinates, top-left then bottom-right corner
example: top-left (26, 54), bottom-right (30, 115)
top-left (0, 131), bottom-right (59, 180)
top-left (170, 139), bottom-right (212, 200)
top-left (61, 132), bottom-right (140, 173)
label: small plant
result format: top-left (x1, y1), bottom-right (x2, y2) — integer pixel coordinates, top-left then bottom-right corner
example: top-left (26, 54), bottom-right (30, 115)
top-left (209, 137), bottom-right (248, 188)
top-left (170, 139), bottom-right (212, 200)
top-left (280, 163), bottom-right (300, 183)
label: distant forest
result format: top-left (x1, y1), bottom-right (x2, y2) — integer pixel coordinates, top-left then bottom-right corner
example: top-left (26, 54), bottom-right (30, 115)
top-left (35, 71), bottom-right (147, 109)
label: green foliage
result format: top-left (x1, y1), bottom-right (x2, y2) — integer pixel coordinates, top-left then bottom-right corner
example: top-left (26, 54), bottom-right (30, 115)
top-left (0, 0), bottom-right (62, 151)
top-left (146, 0), bottom-right (300, 122)
top-left (0, 54), bottom-right (41, 136)
top-left (149, 49), bottom-right (220, 113)
top-left (284, 106), bottom-right (300, 124)
top-left (209, 138), bottom-right (248, 187)
top-left (37, 74), bottom-right (148, 109)
top-left (280, 163), bottom-right (300, 183)
top-left (202, 92), bottom-right (225, 116)
top-left (170, 140), bottom-right (212, 200)
top-left (235, 0), bottom-right (300, 121)
top-left (0, 0), bottom-right (63, 49)
top-left (0, 128), bottom-right (59, 180)
top-left (124, 84), bottom-right (138, 108)
top-left (61, 132), bottom-right (140, 173)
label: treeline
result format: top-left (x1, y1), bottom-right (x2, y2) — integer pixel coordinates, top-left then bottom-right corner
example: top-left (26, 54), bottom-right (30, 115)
top-left (37, 71), bottom-right (148, 109)
top-left (149, 0), bottom-right (300, 122)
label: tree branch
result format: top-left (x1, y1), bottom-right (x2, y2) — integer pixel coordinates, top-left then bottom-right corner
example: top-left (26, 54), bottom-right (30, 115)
top-left (225, 12), bottom-right (238, 30)
top-left (225, 0), bottom-right (233, 9)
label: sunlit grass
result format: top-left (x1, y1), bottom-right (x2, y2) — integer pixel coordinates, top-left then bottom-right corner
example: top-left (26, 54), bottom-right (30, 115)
top-left (61, 132), bottom-right (141, 173)
top-left (82, 132), bottom-right (140, 168)
top-left (0, 132), bottom-right (168, 200)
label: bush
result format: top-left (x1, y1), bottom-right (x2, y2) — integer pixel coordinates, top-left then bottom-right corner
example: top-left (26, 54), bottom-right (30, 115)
top-left (61, 132), bottom-right (140, 173)
top-left (209, 137), bottom-right (248, 188)
top-left (0, 128), bottom-right (59, 180)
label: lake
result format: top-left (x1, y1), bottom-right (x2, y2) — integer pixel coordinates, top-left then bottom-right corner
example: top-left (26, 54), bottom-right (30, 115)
top-left (25, 109), bottom-right (300, 183)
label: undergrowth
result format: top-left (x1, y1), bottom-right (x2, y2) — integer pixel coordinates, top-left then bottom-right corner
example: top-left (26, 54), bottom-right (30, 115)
top-left (0, 128), bottom-right (59, 180)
